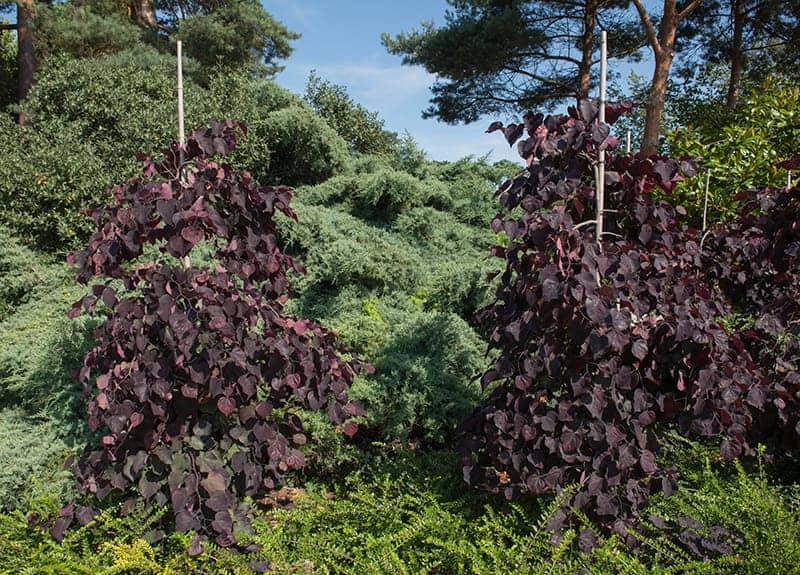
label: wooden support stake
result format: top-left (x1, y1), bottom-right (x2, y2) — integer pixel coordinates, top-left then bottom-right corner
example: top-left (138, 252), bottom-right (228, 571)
top-left (597, 30), bottom-right (607, 247)
top-left (177, 41), bottom-right (190, 269)
top-left (702, 171), bottom-right (710, 232)
top-left (177, 40), bottom-right (185, 167)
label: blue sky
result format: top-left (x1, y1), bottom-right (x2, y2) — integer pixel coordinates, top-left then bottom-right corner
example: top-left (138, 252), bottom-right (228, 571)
top-left (264, 1), bottom-right (653, 164)
top-left (264, 0), bottom-right (537, 164)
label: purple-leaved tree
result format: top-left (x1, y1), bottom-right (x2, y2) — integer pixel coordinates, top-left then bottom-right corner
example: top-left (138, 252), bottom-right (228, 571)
top-left (58, 120), bottom-right (368, 550)
top-left (464, 103), bottom-right (800, 552)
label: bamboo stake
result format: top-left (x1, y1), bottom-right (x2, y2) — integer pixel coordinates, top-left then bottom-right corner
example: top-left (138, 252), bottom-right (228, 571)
top-left (702, 171), bottom-right (710, 232)
top-left (177, 41), bottom-right (190, 269)
top-left (626, 130), bottom-right (631, 154)
top-left (177, 40), bottom-right (185, 167)
top-left (597, 30), bottom-right (607, 247)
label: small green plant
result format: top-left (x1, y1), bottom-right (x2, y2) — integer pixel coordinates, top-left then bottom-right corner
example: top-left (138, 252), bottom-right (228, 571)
top-left (666, 77), bottom-right (800, 226)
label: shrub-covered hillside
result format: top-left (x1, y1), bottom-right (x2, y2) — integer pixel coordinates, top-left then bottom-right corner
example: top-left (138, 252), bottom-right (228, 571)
top-left (0, 24), bottom-right (520, 538)
top-left (1, 1), bottom-right (800, 572)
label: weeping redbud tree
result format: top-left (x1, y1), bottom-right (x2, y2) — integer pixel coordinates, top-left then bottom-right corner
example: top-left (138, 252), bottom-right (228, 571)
top-left (461, 102), bottom-right (800, 551)
top-left (59, 120), bottom-right (368, 549)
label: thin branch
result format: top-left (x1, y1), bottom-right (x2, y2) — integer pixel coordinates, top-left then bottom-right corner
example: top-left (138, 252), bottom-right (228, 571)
top-left (631, 0), bottom-right (661, 55)
top-left (504, 66), bottom-right (576, 90)
top-left (678, 0), bottom-right (705, 21)
top-left (0, 23), bottom-right (18, 30)
top-left (517, 52), bottom-right (583, 65)
top-left (699, 229), bottom-right (714, 250)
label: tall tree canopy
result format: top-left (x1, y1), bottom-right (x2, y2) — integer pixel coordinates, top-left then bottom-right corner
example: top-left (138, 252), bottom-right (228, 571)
top-left (385, 0), bottom-right (798, 155)
top-left (1, 0), bottom-right (36, 121)
top-left (0, 0), bottom-right (298, 116)
top-left (677, 0), bottom-right (800, 110)
top-left (169, 0), bottom-right (299, 76)
top-left (382, 0), bottom-right (642, 124)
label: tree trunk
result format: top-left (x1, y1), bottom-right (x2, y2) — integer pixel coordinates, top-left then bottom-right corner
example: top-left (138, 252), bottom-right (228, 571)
top-left (726, 0), bottom-right (745, 110)
top-left (16, 0), bottom-right (35, 124)
top-left (577, 0), bottom-right (598, 100)
top-left (633, 0), bottom-right (703, 155)
top-left (641, 48), bottom-right (674, 155)
top-left (129, 0), bottom-right (158, 29)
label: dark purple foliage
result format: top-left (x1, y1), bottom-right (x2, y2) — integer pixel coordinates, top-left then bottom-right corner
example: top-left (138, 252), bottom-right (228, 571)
top-left (704, 184), bottom-right (800, 453)
top-left (462, 102), bottom-right (800, 544)
top-left (62, 120), bottom-right (367, 547)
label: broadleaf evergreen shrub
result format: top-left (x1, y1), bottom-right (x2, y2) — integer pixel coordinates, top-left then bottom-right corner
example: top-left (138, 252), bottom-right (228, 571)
top-left (6, 54), bottom-right (335, 252)
top-left (304, 71), bottom-right (398, 156)
top-left (666, 78), bottom-right (800, 225)
top-left (22, 49), bottom-right (212, 179)
top-left (0, 116), bottom-right (108, 252)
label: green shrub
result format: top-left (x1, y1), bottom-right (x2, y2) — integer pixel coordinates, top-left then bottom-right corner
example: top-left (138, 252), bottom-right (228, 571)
top-left (285, 282), bottom-right (486, 446)
top-left (280, 203), bottom-right (425, 293)
top-left (366, 312), bottom-right (485, 443)
top-left (2, 444), bottom-right (798, 573)
top-left (10, 52), bottom-right (314, 252)
top-left (0, 117), bottom-right (108, 252)
top-left (428, 157), bottom-right (519, 226)
top-left (0, 276), bottom-right (95, 443)
top-left (286, 284), bottom-right (394, 360)
top-left (308, 236), bottom-right (423, 292)
top-left (23, 49), bottom-right (213, 179)
top-left (294, 173), bottom-right (362, 208)
top-left (0, 26), bottom-right (16, 112)
top-left (0, 410), bottom-right (74, 512)
top-left (420, 258), bottom-right (497, 318)
top-left (666, 77), bottom-right (800, 226)
top-left (353, 168), bottom-right (428, 220)
top-left (244, 449), bottom-right (716, 574)
top-left (296, 167), bottom-right (457, 224)
top-left (305, 71), bottom-right (398, 156)
top-left (650, 445), bottom-right (800, 575)
top-left (0, 228), bottom-right (94, 436)
top-left (0, 227), bottom-right (63, 320)
top-left (3, 49), bottom-right (209, 251)
top-left (0, 501), bottom-right (259, 574)
top-left (202, 72), bottom-right (303, 182)
top-left (387, 131), bottom-right (429, 178)
top-left (393, 206), bottom-right (490, 251)
top-left (260, 105), bottom-right (350, 186)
